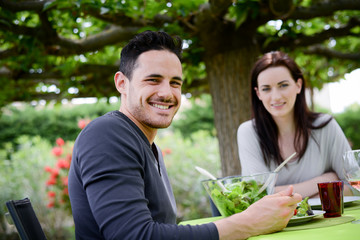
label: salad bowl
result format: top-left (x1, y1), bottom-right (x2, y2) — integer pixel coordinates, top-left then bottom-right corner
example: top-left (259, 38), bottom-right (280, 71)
top-left (202, 172), bottom-right (278, 217)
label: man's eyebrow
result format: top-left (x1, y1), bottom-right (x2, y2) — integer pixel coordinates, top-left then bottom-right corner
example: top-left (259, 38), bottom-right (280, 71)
top-left (145, 74), bottom-right (183, 81)
top-left (145, 74), bottom-right (162, 78)
top-left (172, 76), bottom-right (183, 81)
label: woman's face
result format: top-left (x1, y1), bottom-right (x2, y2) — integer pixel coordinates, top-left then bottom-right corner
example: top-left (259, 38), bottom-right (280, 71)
top-left (255, 66), bottom-right (302, 121)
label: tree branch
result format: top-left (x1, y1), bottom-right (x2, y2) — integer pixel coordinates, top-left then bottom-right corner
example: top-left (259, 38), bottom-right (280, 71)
top-left (264, 17), bottom-right (360, 51)
top-left (11, 63), bottom-right (117, 80)
top-left (51, 25), bottom-right (139, 55)
top-left (2, 58), bottom-right (209, 103)
top-left (0, 66), bottom-right (12, 77)
top-left (269, 0), bottom-right (295, 18)
top-left (0, 0), bottom-right (178, 57)
top-left (38, 10), bottom-right (58, 42)
top-left (288, 0), bottom-right (360, 20)
top-left (304, 44), bottom-right (360, 61)
top-left (0, 17), bottom-right (139, 56)
top-left (83, 3), bottom-right (176, 28)
top-left (0, 47), bottom-right (19, 60)
top-left (209, 0), bottom-right (233, 19)
top-left (0, 0), bottom-right (53, 12)
top-left (0, 18), bottom-right (39, 36)
top-left (83, 5), bottom-right (146, 27)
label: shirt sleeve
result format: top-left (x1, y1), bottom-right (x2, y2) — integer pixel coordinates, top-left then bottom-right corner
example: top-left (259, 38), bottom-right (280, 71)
top-left (237, 121), bottom-right (270, 176)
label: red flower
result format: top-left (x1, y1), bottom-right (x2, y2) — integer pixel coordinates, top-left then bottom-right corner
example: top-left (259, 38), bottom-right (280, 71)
top-left (78, 119), bottom-right (91, 129)
top-left (47, 191), bottom-right (56, 198)
top-left (46, 178), bottom-right (57, 186)
top-left (45, 136), bottom-right (75, 215)
top-left (61, 176), bottom-right (68, 186)
top-left (44, 166), bottom-right (53, 173)
top-left (162, 148), bottom-right (172, 156)
top-left (78, 120), bottom-right (86, 129)
top-left (164, 148), bottom-right (172, 154)
top-left (56, 138), bottom-right (65, 146)
top-left (47, 201), bottom-right (55, 208)
top-left (50, 168), bottom-right (59, 177)
top-left (56, 159), bottom-right (70, 169)
top-left (62, 187), bottom-right (69, 195)
top-left (52, 146), bottom-right (63, 156)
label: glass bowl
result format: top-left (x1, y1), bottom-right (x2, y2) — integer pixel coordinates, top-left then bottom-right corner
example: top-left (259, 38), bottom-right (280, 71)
top-left (202, 172), bottom-right (278, 217)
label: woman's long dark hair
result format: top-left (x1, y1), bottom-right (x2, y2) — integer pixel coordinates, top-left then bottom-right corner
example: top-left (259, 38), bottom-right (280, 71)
top-left (250, 51), bottom-right (332, 167)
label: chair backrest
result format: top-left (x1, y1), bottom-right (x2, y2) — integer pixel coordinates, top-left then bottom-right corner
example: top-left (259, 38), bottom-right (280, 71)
top-left (5, 198), bottom-right (47, 240)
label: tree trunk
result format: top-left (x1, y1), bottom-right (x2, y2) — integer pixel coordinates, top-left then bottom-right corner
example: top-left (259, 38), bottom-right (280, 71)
top-left (204, 46), bottom-right (260, 177)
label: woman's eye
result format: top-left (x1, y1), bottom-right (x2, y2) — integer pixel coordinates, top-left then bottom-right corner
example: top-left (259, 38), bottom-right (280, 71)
top-left (280, 84), bottom-right (289, 88)
top-left (261, 88), bottom-right (270, 92)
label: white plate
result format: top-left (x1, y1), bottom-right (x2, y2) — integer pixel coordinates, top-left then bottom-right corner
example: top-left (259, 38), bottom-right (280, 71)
top-left (288, 210), bottom-right (324, 225)
top-left (308, 196), bottom-right (360, 209)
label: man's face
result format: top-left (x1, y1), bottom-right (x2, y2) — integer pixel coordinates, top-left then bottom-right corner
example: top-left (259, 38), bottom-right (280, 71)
top-left (116, 50), bottom-right (183, 132)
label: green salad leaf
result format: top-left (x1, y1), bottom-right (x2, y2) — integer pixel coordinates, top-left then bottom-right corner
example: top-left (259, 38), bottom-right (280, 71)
top-left (294, 197), bottom-right (314, 217)
top-left (209, 179), bottom-right (267, 216)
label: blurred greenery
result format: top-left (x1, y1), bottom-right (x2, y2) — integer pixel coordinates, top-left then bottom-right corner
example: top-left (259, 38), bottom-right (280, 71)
top-left (172, 94), bottom-right (216, 140)
top-left (334, 104), bottom-right (360, 150)
top-left (0, 136), bottom-right (74, 239)
top-left (0, 101), bottom-right (116, 149)
top-left (156, 130), bottom-right (221, 222)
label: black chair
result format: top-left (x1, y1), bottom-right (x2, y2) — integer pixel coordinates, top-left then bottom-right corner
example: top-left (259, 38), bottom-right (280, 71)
top-left (5, 197), bottom-right (47, 240)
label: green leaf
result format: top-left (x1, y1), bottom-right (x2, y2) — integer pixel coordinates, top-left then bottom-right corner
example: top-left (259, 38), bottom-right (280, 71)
top-left (235, 9), bottom-right (248, 28)
top-left (43, 1), bottom-right (58, 11)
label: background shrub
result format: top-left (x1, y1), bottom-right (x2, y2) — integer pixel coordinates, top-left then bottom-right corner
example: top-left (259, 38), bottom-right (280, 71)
top-left (0, 136), bottom-right (74, 239)
top-left (156, 130), bottom-right (221, 222)
top-left (0, 101), bottom-right (116, 149)
top-left (172, 94), bottom-right (215, 140)
top-left (335, 104), bottom-right (360, 150)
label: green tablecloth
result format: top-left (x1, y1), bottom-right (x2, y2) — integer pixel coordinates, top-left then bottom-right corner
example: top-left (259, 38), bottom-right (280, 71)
top-left (179, 201), bottom-right (360, 239)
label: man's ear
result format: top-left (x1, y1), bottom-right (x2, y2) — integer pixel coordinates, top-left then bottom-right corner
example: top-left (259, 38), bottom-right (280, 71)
top-left (114, 71), bottom-right (127, 94)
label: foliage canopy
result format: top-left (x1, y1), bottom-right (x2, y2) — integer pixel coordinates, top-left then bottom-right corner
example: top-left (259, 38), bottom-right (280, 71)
top-left (1, 0), bottom-right (360, 175)
top-left (1, 0), bottom-right (359, 105)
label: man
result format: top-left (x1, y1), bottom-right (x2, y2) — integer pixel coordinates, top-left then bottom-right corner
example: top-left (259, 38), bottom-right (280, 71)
top-left (68, 30), bottom-right (302, 240)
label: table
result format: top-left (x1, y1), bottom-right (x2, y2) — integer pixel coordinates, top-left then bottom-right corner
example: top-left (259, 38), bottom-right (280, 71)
top-left (179, 201), bottom-right (360, 239)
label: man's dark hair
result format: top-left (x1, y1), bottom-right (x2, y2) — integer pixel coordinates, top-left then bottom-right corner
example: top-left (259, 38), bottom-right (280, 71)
top-left (119, 30), bottom-right (183, 80)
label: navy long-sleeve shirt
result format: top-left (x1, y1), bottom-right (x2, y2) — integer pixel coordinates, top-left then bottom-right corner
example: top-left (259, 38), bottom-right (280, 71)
top-left (68, 111), bottom-right (218, 240)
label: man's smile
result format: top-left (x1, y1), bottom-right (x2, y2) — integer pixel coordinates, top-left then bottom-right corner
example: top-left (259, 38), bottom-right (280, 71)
top-left (151, 103), bottom-right (171, 110)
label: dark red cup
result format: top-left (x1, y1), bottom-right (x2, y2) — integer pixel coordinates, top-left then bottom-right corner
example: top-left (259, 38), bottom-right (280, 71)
top-left (317, 181), bottom-right (344, 218)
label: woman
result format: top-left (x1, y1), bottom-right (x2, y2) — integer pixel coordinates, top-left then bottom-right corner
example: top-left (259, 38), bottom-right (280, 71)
top-left (237, 51), bottom-right (352, 198)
